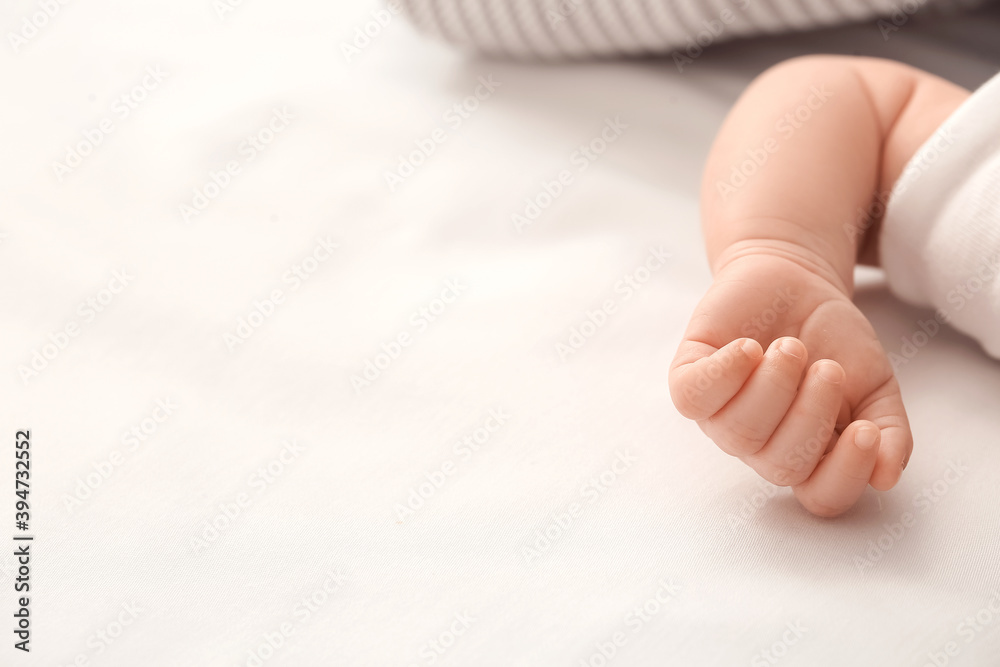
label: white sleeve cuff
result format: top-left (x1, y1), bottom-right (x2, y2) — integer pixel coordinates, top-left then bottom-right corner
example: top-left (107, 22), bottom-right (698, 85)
top-left (880, 71), bottom-right (1000, 358)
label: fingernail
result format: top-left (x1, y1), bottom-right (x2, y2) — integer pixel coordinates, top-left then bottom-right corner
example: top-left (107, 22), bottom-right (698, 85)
top-left (778, 338), bottom-right (803, 359)
top-left (816, 361), bottom-right (843, 383)
top-left (854, 425), bottom-right (878, 451)
top-left (740, 338), bottom-right (758, 357)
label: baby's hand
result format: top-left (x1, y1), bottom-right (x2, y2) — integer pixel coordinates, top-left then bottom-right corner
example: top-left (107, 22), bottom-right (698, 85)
top-left (672, 54), bottom-right (968, 516)
top-left (669, 244), bottom-right (911, 517)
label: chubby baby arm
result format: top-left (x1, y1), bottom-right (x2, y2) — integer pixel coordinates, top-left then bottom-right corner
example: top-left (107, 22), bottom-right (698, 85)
top-left (670, 55), bottom-right (969, 516)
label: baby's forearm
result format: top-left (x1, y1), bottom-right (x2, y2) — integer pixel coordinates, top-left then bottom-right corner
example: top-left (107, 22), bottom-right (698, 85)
top-left (701, 56), bottom-right (969, 295)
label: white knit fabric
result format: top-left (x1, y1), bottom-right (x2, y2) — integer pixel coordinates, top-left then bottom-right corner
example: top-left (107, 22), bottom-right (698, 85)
top-left (399, 0), bottom-right (984, 58)
top-left (881, 71), bottom-right (1000, 359)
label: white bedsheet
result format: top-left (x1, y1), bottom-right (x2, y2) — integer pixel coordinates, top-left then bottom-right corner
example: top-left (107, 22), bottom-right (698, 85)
top-left (3, 1), bottom-right (1000, 665)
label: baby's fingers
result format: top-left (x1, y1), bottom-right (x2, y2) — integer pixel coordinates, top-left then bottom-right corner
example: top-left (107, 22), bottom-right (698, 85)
top-left (853, 381), bottom-right (912, 491)
top-left (792, 420), bottom-right (881, 518)
top-left (741, 359), bottom-right (844, 485)
top-left (701, 337), bottom-right (809, 457)
top-left (669, 338), bottom-right (763, 420)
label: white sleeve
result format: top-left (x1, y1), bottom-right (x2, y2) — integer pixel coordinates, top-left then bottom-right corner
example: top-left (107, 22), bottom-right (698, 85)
top-left (397, 0), bottom-right (986, 59)
top-left (880, 71), bottom-right (1000, 359)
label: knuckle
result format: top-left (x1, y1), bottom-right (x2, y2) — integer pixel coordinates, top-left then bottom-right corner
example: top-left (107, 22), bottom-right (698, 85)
top-left (671, 386), bottom-right (710, 420)
top-left (768, 373), bottom-right (801, 397)
top-left (838, 465), bottom-right (874, 485)
top-left (787, 428), bottom-right (833, 466)
top-left (670, 374), bottom-right (717, 420)
top-left (765, 359), bottom-right (806, 395)
top-left (770, 463), bottom-right (809, 487)
top-left (715, 417), bottom-right (768, 455)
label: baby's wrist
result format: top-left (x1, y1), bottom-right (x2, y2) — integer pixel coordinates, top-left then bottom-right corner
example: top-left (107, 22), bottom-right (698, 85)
top-left (711, 231), bottom-right (857, 297)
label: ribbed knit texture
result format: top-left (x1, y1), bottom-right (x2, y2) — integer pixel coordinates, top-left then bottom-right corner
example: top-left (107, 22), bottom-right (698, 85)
top-left (399, 0), bottom-right (984, 59)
